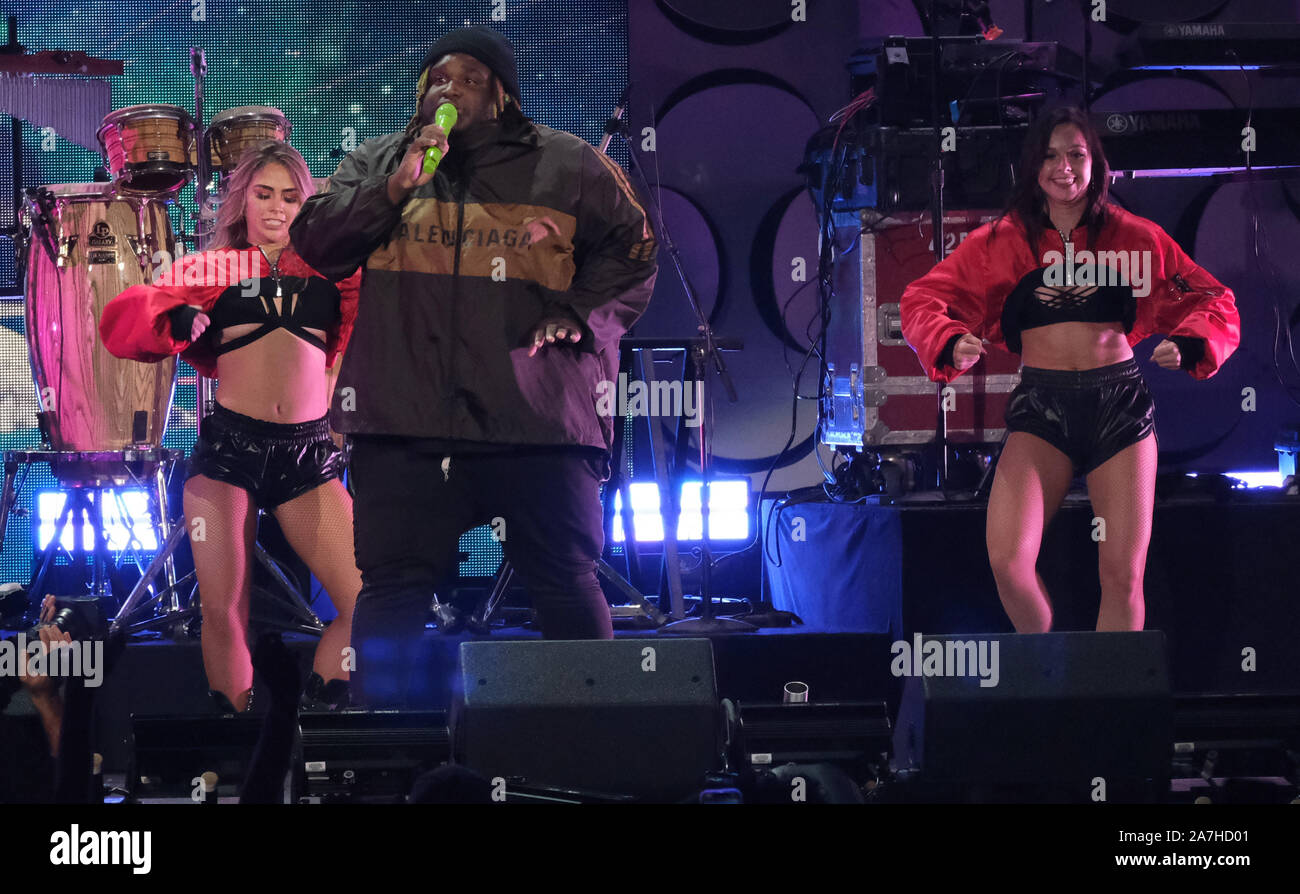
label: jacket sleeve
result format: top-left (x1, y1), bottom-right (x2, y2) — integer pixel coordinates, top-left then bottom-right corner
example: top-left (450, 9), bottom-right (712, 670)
top-left (99, 253), bottom-right (225, 376)
top-left (1148, 229), bottom-right (1240, 380)
top-left (290, 138), bottom-right (405, 281)
top-left (332, 267), bottom-right (363, 362)
top-left (900, 223), bottom-right (996, 383)
top-left (541, 145), bottom-right (658, 352)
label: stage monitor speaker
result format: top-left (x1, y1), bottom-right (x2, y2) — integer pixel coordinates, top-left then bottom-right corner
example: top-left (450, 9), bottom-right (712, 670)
top-left (734, 700), bottom-right (893, 779)
top-left (297, 711), bottom-right (451, 804)
top-left (892, 632), bottom-right (1172, 801)
top-left (454, 638), bottom-right (721, 802)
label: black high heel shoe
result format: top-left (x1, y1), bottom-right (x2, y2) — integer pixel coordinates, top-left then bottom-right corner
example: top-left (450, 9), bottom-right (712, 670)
top-left (301, 672), bottom-right (351, 711)
top-left (208, 689), bottom-right (245, 714)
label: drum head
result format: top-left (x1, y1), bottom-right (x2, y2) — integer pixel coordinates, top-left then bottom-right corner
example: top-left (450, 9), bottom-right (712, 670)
top-left (210, 105), bottom-right (290, 130)
top-left (40, 182), bottom-right (115, 199)
top-left (100, 104), bottom-right (197, 128)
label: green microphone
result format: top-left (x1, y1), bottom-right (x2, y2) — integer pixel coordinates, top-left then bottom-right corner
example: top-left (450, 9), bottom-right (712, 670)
top-left (422, 103), bottom-right (459, 176)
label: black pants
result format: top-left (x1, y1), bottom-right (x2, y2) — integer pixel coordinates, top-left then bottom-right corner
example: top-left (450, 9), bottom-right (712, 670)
top-left (349, 437), bottom-right (613, 707)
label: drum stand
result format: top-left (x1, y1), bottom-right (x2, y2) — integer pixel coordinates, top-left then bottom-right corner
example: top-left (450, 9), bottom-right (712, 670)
top-left (112, 510), bottom-right (324, 640)
top-left (0, 446), bottom-right (322, 639)
top-left (0, 447), bottom-right (179, 610)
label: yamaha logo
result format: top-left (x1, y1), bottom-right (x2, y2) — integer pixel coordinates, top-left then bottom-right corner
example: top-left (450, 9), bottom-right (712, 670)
top-left (88, 221), bottom-right (117, 247)
top-left (1106, 114), bottom-right (1129, 135)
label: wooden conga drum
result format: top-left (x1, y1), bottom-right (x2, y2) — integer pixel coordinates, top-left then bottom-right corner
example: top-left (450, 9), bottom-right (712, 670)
top-left (24, 184), bottom-right (177, 484)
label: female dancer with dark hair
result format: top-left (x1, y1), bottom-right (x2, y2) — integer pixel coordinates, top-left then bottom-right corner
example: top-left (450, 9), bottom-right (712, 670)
top-left (901, 106), bottom-right (1240, 632)
top-left (101, 141), bottom-right (362, 712)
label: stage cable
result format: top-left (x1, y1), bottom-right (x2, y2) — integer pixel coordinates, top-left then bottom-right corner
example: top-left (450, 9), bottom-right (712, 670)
top-left (1230, 49), bottom-right (1300, 407)
top-left (714, 94), bottom-right (874, 580)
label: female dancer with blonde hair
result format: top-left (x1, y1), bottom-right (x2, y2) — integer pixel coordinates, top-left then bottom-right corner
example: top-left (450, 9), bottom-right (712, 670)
top-left (102, 141), bottom-right (362, 717)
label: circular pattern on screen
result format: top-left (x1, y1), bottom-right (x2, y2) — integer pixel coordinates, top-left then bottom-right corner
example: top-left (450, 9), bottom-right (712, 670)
top-left (655, 0), bottom-right (797, 44)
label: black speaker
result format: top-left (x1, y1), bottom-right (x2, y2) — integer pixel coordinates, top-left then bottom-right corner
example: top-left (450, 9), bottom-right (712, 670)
top-left (298, 711), bottom-right (451, 803)
top-left (733, 701), bottom-right (893, 780)
top-left (454, 638), bottom-right (721, 802)
top-left (892, 632), bottom-right (1172, 801)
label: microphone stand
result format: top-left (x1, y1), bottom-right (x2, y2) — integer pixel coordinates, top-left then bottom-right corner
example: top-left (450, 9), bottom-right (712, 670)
top-left (608, 102), bottom-right (754, 633)
top-left (190, 47), bottom-right (216, 431)
top-left (929, 0), bottom-right (950, 492)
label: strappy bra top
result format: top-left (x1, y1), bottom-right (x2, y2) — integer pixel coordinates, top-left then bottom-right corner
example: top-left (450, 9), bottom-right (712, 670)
top-left (1000, 267), bottom-right (1135, 354)
top-left (207, 274), bottom-right (342, 355)
top-left (1011, 267), bottom-right (1131, 332)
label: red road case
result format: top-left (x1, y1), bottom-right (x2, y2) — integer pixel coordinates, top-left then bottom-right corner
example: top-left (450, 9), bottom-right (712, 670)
top-left (822, 210), bottom-right (1021, 447)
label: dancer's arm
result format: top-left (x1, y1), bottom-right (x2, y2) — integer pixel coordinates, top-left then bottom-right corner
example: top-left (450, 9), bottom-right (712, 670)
top-left (99, 252), bottom-right (236, 377)
top-left (901, 224), bottom-right (998, 383)
top-left (1148, 229), bottom-right (1240, 379)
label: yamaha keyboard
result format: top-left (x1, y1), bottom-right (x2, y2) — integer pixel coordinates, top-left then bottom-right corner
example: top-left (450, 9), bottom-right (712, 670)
top-left (1121, 22), bottom-right (1300, 69)
top-left (1095, 108), bottom-right (1300, 176)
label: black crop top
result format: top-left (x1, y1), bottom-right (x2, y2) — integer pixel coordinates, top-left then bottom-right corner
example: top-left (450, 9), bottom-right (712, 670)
top-left (1009, 267), bottom-right (1131, 334)
top-left (169, 274), bottom-right (341, 354)
top-left (935, 265), bottom-right (1205, 371)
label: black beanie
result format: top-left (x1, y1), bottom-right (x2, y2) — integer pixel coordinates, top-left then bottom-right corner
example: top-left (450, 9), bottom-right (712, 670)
top-left (419, 26), bottom-right (520, 107)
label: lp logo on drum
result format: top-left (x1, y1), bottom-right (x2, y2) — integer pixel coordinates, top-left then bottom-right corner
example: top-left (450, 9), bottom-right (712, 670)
top-left (87, 222), bottom-right (118, 265)
top-left (88, 222), bottom-right (116, 247)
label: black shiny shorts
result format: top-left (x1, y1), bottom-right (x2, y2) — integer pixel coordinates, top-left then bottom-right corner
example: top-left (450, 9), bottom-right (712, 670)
top-left (188, 403), bottom-right (345, 508)
top-left (1004, 358), bottom-right (1156, 475)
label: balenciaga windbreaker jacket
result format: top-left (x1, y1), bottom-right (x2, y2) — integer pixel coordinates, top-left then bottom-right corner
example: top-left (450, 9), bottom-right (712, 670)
top-left (289, 115), bottom-right (658, 450)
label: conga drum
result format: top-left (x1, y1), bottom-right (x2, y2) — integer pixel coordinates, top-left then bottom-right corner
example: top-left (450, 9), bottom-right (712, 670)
top-left (206, 106), bottom-right (292, 173)
top-left (24, 184), bottom-right (177, 484)
top-left (97, 105), bottom-right (197, 194)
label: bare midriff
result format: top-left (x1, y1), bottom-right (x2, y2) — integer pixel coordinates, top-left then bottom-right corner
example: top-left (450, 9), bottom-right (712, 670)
top-left (213, 325), bottom-right (331, 423)
top-left (1019, 321), bottom-right (1132, 371)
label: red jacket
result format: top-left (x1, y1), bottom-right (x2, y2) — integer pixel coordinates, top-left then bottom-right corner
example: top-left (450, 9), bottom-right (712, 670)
top-left (900, 205), bottom-right (1240, 383)
top-left (99, 247), bottom-right (360, 379)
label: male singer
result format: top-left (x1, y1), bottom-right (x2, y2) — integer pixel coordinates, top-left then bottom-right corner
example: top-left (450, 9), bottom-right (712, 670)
top-left (291, 26), bottom-right (657, 707)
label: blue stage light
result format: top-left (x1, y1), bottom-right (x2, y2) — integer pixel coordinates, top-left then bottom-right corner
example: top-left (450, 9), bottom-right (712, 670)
top-left (35, 489), bottom-right (158, 552)
top-left (611, 479), bottom-right (751, 543)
